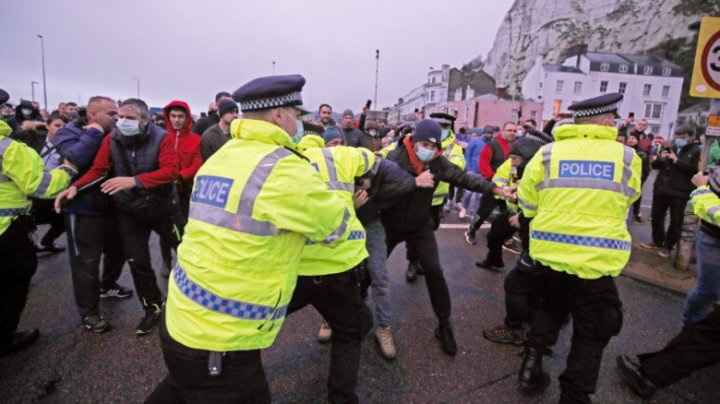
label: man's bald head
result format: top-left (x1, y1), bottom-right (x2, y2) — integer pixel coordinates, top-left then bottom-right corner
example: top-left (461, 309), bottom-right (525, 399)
top-left (86, 96), bottom-right (118, 132)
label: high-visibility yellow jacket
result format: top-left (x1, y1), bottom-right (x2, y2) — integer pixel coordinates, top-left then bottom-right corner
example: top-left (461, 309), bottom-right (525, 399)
top-left (433, 131), bottom-right (466, 206)
top-left (0, 120), bottom-right (76, 235)
top-left (517, 124), bottom-right (641, 279)
top-left (691, 186), bottom-right (720, 226)
top-left (492, 158), bottom-right (519, 212)
top-left (299, 146), bottom-right (372, 276)
top-left (165, 118), bottom-right (351, 352)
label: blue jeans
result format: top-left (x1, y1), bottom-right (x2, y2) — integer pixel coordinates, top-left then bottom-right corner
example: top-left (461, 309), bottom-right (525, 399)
top-left (365, 220), bottom-right (391, 326)
top-left (461, 191), bottom-right (481, 212)
top-left (682, 228), bottom-right (720, 326)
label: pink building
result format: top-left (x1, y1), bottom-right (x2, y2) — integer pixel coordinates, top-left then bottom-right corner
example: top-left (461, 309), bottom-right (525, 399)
top-left (426, 94), bottom-right (543, 130)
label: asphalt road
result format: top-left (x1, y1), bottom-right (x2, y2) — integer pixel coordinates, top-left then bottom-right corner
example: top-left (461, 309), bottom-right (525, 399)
top-left (1, 211), bottom-right (718, 403)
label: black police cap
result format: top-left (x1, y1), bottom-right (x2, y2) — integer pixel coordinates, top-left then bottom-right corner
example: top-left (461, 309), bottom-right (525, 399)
top-left (232, 74), bottom-right (309, 114)
top-left (568, 93), bottom-right (623, 119)
top-left (0, 89), bottom-right (8, 105)
top-left (429, 112), bottom-right (456, 126)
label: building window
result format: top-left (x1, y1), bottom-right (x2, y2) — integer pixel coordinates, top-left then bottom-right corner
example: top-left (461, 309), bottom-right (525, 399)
top-left (574, 81), bottom-right (582, 94)
top-left (432, 77), bottom-right (436, 84)
top-left (650, 124), bottom-right (661, 134)
top-left (643, 66), bottom-right (653, 75)
top-left (662, 67), bottom-right (671, 76)
top-left (644, 103), bottom-right (664, 119)
top-left (662, 85), bottom-right (670, 98)
top-left (619, 64), bottom-right (628, 73)
top-left (556, 80), bottom-right (564, 93)
top-left (619, 82), bottom-right (627, 94)
top-left (530, 110), bottom-right (538, 119)
top-left (552, 99), bottom-right (562, 115)
top-left (430, 91), bottom-right (435, 101)
top-left (600, 81), bottom-right (608, 93)
top-left (643, 84), bottom-right (652, 97)
top-left (600, 62), bottom-right (610, 72)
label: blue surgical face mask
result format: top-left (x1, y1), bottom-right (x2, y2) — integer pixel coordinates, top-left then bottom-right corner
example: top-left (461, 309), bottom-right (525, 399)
top-left (675, 138), bottom-right (687, 149)
top-left (441, 128), bottom-right (449, 140)
top-left (292, 119), bottom-right (304, 143)
top-left (116, 118), bottom-right (141, 136)
top-left (416, 146), bottom-right (435, 162)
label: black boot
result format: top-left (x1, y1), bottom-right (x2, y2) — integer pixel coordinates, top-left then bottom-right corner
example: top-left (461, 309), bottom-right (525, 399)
top-left (406, 261), bottom-right (419, 283)
top-left (434, 322), bottom-right (457, 356)
top-left (518, 347), bottom-right (549, 395)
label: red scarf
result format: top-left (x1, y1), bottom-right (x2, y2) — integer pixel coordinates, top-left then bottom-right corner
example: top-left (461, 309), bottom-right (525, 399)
top-left (404, 135), bottom-right (442, 175)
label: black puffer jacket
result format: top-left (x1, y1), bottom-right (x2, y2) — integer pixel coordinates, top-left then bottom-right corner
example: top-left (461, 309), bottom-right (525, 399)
top-left (651, 141), bottom-right (701, 199)
top-left (356, 158), bottom-right (416, 225)
top-left (382, 140), bottom-right (496, 233)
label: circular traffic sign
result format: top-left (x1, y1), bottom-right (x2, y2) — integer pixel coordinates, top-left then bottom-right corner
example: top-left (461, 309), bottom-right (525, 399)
top-left (701, 30), bottom-right (720, 92)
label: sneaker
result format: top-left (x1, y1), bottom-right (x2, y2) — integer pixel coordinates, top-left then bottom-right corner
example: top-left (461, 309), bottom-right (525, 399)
top-left (0, 329), bottom-right (40, 357)
top-left (502, 240), bottom-right (522, 255)
top-left (483, 324), bottom-right (524, 346)
top-left (82, 313), bottom-right (110, 333)
top-left (434, 324), bottom-right (457, 356)
top-left (35, 242), bottom-right (65, 253)
top-left (317, 321), bottom-right (332, 343)
top-left (464, 229), bottom-right (476, 245)
top-left (476, 259), bottom-right (504, 271)
top-left (136, 304), bottom-right (162, 336)
top-left (633, 215), bottom-right (645, 224)
top-left (639, 242), bottom-right (662, 250)
top-left (658, 248), bottom-right (671, 258)
top-left (458, 208), bottom-right (467, 219)
top-left (100, 284), bottom-right (133, 299)
top-left (375, 326), bottom-right (397, 360)
top-left (616, 355), bottom-right (657, 399)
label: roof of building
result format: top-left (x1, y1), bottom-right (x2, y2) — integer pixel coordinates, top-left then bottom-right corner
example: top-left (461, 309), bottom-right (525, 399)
top-left (543, 64), bottom-right (584, 74)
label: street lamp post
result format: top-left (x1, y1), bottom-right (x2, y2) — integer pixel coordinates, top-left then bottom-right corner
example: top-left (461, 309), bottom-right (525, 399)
top-left (132, 77), bottom-right (140, 98)
top-left (272, 61), bottom-right (276, 75)
top-left (374, 50), bottom-right (380, 107)
top-left (37, 35), bottom-right (48, 111)
top-left (31, 81), bottom-right (39, 102)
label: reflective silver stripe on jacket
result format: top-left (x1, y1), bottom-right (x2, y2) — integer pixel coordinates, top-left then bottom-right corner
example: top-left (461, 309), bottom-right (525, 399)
top-left (322, 148), bottom-right (353, 193)
top-left (536, 143), bottom-right (637, 198)
top-left (321, 208), bottom-right (351, 244)
top-left (174, 264), bottom-right (287, 321)
top-left (0, 138), bottom-right (13, 183)
top-left (29, 172), bottom-right (53, 197)
top-left (518, 198), bottom-right (537, 211)
top-left (707, 205), bottom-right (720, 225)
top-left (188, 148), bottom-right (291, 236)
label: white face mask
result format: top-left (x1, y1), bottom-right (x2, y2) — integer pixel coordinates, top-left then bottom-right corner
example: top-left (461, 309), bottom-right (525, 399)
top-left (117, 118), bottom-right (141, 136)
top-left (21, 108), bottom-right (33, 117)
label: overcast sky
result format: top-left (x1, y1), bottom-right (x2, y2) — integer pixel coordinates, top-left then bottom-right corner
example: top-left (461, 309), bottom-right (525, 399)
top-left (2, 0), bottom-right (513, 116)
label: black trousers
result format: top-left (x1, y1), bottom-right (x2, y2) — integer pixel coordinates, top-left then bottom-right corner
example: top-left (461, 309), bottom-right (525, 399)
top-left (287, 267), bottom-right (372, 404)
top-left (388, 219), bottom-right (452, 322)
top-left (0, 217), bottom-right (37, 345)
top-left (146, 316), bottom-right (271, 404)
top-left (527, 265), bottom-right (623, 404)
top-left (470, 196), bottom-right (507, 232)
top-left (118, 211), bottom-right (180, 308)
top-left (503, 257), bottom-right (542, 330)
top-left (160, 193), bottom-right (188, 266)
top-left (639, 306), bottom-right (720, 388)
top-left (650, 193), bottom-right (688, 250)
top-left (406, 205), bottom-right (442, 263)
top-left (484, 211), bottom-right (516, 265)
top-left (32, 199), bottom-right (65, 246)
top-left (65, 213), bottom-right (126, 317)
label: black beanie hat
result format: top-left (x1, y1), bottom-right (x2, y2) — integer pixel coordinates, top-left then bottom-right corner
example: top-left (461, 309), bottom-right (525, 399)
top-left (412, 119), bottom-right (442, 147)
top-left (218, 99), bottom-right (239, 117)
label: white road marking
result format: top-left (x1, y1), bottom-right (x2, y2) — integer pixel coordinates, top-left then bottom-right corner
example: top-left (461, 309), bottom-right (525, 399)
top-left (438, 223), bottom-right (491, 230)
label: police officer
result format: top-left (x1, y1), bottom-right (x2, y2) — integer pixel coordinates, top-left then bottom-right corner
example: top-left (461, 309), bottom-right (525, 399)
top-left (0, 114), bottom-right (78, 355)
top-left (405, 112), bottom-right (465, 282)
top-left (290, 143), bottom-right (374, 403)
top-left (516, 93), bottom-right (642, 403)
top-left (146, 75), bottom-right (351, 403)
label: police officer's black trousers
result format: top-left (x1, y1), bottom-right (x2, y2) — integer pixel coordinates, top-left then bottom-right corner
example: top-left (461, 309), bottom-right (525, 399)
top-left (388, 219), bottom-right (452, 323)
top-left (287, 267), bottom-right (372, 404)
top-left (470, 196), bottom-right (506, 233)
top-left (65, 213), bottom-right (126, 317)
top-left (637, 305), bottom-right (720, 389)
top-left (527, 265), bottom-right (623, 404)
top-left (117, 212), bottom-right (179, 308)
top-left (484, 211), bottom-right (515, 265)
top-left (0, 217), bottom-right (37, 346)
top-left (503, 256), bottom-right (542, 330)
top-left (146, 315), bottom-right (271, 404)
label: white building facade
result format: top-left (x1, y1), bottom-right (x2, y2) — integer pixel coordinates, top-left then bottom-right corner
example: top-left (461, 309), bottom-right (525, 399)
top-left (522, 52), bottom-right (684, 137)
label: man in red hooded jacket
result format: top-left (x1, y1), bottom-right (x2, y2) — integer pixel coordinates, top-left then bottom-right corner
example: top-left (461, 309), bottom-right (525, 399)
top-left (160, 101), bottom-right (202, 277)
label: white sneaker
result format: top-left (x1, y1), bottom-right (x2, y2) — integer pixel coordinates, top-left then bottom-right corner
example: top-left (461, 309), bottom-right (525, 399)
top-left (375, 326), bottom-right (397, 359)
top-left (458, 208), bottom-right (467, 219)
top-left (317, 321), bottom-right (332, 343)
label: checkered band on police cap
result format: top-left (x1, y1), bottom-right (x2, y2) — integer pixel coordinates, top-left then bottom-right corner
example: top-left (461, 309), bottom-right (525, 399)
top-left (238, 91), bottom-right (302, 112)
top-left (568, 93), bottom-right (624, 119)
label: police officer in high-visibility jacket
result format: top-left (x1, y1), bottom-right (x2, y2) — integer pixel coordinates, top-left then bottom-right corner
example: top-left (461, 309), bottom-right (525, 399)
top-left (147, 75), bottom-right (352, 403)
top-left (516, 93), bottom-right (642, 403)
top-left (291, 141), bottom-right (374, 403)
top-left (0, 118), bottom-right (77, 356)
top-left (405, 113), bottom-right (466, 282)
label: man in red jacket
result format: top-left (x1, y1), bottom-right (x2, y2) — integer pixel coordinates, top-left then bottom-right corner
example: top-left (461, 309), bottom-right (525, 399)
top-left (55, 98), bottom-right (179, 335)
top-left (160, 101), bottom-right (202, 277)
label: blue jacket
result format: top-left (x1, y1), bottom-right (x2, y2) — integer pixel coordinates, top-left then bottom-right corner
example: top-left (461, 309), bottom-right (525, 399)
top-left (53, 123), bottom-right (110, 215)
top-left (465, 137), bottom-right (486, 174)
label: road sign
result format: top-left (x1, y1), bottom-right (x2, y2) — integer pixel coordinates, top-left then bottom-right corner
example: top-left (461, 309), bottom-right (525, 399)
top-left (690, 16), bottom-right (720, 98)
top-left (707, 115), bottom-right (720, 137)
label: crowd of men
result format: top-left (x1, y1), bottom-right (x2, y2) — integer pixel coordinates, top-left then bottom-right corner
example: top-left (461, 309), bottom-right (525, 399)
top-left (1, 76), bottom-right (719, 403)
